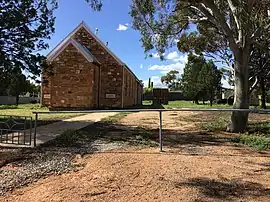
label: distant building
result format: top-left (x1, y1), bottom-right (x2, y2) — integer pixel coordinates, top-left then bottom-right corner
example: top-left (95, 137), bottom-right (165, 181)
top-left (219, 87), bottom-right (259, 106)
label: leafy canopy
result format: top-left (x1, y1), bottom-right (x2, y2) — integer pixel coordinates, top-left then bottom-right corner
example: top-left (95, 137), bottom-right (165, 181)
top-left (130, 0), bottom-right (270, 61)
top-left (181, 53), bottom-right (222, 102)
top-left (0, 0), bottom-right (58, 79)
top-left (161, 70), bottom-right (180, 91)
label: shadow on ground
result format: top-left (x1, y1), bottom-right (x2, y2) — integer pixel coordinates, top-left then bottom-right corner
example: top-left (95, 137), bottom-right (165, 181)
top-left (1, 115), bottom-right (270, 195)
top-left (176, 177), bottom-right (270, 200)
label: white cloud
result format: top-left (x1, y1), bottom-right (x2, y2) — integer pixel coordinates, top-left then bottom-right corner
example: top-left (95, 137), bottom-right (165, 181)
top-left (143, 76), bottom-right (167, 88)
top-left (174, 39), bottom-right (179, 44)
top-left (116, 24), bottom-right (128, 31)
top-left (166, 51), bottom-right (188, 63)
top-left (140, 64), bottom-right (143, 69)
top-left (152, 52), bottom-right (164, 58)
top-left (148, 62), bottom-right (185, 75)
top-left (125, 23), bottom-right (129, 26)
top-left (173, 54), bottom-right (188, 63)
top-left (166, 51), bottom-right (179, 60)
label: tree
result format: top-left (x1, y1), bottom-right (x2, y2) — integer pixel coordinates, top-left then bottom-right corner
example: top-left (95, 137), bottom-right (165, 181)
top-left (180, 53), bottom-right (221, 105)
top-left (198, 60), bottom-right (222, 106)
top-left (130, 0), bottom-right (270, 132)
top-left (0, 67), bottom-right (29, 105)
top-left (181, 54), bottom-right (206, 104)
top-left (148, 77), bottom-right (151, 88)
top-left (249, 40), bottom-right (270, 109)
top-left (0, 66), bottom-right (10, 95)
top-left (0, 0), bottom-right (58, 79)
top-left (161, 70), bottom-right (180, 91)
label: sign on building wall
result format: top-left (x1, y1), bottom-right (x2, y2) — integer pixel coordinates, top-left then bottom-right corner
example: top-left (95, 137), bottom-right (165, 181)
top-left (44, 94), bottom-right (51, 99)
top-left (106, 94), bottom-right (116, 99)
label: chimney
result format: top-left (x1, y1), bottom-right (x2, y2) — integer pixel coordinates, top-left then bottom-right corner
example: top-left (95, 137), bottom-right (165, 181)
top-left (95, 28), bottom-right (99, 35)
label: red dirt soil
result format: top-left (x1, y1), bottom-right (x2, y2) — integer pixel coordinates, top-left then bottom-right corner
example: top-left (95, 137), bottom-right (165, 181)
top-left (1, 112), bottom-right (270, 202)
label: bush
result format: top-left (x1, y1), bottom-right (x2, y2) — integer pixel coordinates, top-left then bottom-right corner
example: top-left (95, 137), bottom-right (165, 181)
top-left (201, 118), bottom-right (227, 131)
top-left (233, 134), bottom-right (270, 150)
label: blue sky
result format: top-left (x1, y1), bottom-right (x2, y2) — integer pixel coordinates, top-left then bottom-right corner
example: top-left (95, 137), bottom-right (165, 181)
top-left (42, 0), bottom-right (230, 88)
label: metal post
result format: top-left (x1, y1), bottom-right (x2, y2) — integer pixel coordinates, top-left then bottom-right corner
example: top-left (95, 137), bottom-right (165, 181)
top-left (159, 111), bottom-right (163, 152)
top-left (33, 113), bottom-right (38, 147)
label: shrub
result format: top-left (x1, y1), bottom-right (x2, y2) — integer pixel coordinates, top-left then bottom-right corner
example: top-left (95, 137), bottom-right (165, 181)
top-left (233, 135), bottom-right (270, 150)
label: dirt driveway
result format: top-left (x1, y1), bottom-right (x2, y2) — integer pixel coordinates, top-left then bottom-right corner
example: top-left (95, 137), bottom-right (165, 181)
top-left (1, 111), bottom-right (270, 202)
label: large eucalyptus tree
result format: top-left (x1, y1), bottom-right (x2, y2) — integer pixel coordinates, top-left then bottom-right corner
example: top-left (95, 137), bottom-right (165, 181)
top-left (129, 0), bottom-right (270, 132)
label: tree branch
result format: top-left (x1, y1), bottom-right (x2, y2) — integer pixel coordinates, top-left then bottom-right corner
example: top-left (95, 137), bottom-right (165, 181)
top-left (202, 0), bottom-right (238, 52)
top-left (249, 76), bottom-right (259, 94)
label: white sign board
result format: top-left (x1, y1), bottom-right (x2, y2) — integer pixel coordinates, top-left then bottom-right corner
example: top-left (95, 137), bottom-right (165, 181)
top-left (106, 94), bottom-right (116, 99)
top-left (44, 94), bottom-right (51, 99)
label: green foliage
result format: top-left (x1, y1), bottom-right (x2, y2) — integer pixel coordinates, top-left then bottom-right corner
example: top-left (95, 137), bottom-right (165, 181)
top-left (161, 70), bottom-right (180, 90)
top-left (129, 0), bottom-right (270, 60)
top-left (163, 101), bottom-right (231, 109)
top-left (0, 67), bottom-right (32, 104)
top-left (0, 0), bottom-right (58, 78)
top-left (201, 118), bottom-right (228, 132)
top-left (85, 0), bottom-right (103, 11)
top-left (181, 53), bottom-right (222, 104)
top-left (267, 90), bottom-right (270, 103)
top-left (143, 87), bottom-right (152, 93)
top-left (148, 77), bottom-right (151, 88)
top-left (233, 135), bottom-right (270, 150)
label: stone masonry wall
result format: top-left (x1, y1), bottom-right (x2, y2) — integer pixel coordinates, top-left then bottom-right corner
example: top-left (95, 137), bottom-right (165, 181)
top-left (42, 25), bottom-right (142, 109)
top-left (74, 27), bottom-right (123, 108)
top-left (123, 68), bottom-right (138, 107)
top-left (42, 44), bottom-right (99, 109)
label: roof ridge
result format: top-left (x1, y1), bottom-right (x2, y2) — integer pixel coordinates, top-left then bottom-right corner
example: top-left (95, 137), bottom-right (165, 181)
top-left (48, 38), bottom-right (97, 63)
top-left (47, 22), bottom-right (142, 85)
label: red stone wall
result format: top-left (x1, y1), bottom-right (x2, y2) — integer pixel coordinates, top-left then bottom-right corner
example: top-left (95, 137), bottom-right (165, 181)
top-left (74, 27), bottom-right (123, 108)
top-left (123, 68), bottom-right (139, 107)
top-left (42, 44), bottom-right (99, 109)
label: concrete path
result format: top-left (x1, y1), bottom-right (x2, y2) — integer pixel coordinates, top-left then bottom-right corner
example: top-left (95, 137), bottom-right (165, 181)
top-left (34, 112), bottom-right (117, 146)
top-left (0, 112), bottom-right (117, 147)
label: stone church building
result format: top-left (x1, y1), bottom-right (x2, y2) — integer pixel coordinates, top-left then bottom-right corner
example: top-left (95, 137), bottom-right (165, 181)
top-left (42, 22), bottom-right (143, 109)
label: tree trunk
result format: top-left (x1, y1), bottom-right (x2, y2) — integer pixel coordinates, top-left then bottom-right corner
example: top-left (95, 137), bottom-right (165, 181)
top-left (194, 94), bottom-right (199, 105)
top-left (260, 78), bottom-right (267, 109)
top-left (227, 55), bottom-right (250, 133)
top-left (210, 94), bottom-right (213, 107)
top-left (15, 94), bottom-right (19, 105)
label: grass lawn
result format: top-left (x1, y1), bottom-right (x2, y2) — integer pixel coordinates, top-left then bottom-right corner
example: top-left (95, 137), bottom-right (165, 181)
top-left (0, 104), bottom-right (84, 120)
top-left (143, 100), bottom-right (233, 109)
top-left (142, 100), bottom-right (266, 109)
top-left (163, 100), bottom-right (232, 109)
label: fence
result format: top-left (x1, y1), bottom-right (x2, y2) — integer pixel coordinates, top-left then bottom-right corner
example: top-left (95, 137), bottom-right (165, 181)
top-left (32, 108), bottom-right (270, 151)
top-left (143, 92), bottom-right (189, 101)
top-left (0, 96), bottom-right (39, 105)
top-left (0, 115), bottom-right (33, 146)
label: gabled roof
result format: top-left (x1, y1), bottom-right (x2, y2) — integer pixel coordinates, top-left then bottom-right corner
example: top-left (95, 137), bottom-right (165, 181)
top-left (47, 38), bottom-right (100, 64)
top-left (47, 21), bottom-right (142, 86)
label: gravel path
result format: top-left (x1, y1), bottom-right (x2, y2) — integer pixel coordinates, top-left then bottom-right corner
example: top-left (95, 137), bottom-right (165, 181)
top-left (0, 150), bottom-right (75, 195)
top-left (0, 123), bottom-right (129, 195)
